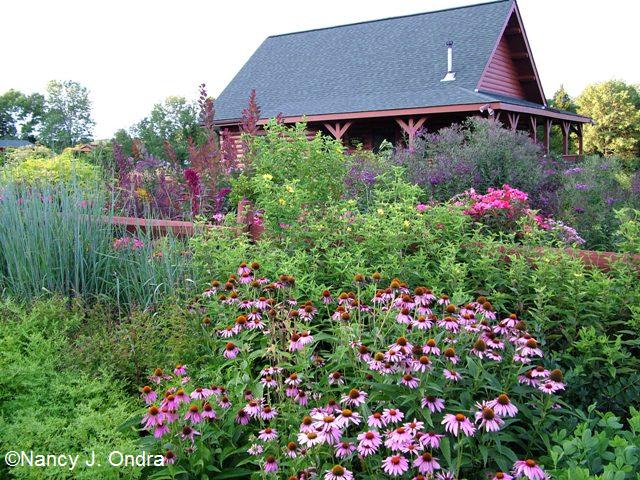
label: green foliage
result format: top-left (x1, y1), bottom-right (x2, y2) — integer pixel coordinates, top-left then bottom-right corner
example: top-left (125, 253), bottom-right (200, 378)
top-left (130, 96), bottom-right (202, 164)
top-left (614, 208), bottom-right (640, 254)
top-left (544, 407), bottom-right (640, 480)
top-left (232, 121), bottom-right (347, 231)
top-left (40, 80), bottom-right (95, 151)
top-left (0, 89), bottom-right (45, 141)
top-left (576, 80), bottom-right (640, 162)
top-left (2, 144), bottom-right (53, 163)
top-left (1, 150), bottom-right (102, 187)
top-left (0, 299), bottom-right (141, 480)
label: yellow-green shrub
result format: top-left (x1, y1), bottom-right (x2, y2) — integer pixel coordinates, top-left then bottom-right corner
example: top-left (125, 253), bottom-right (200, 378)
top-left (1, 151), bottom-right (102, 187)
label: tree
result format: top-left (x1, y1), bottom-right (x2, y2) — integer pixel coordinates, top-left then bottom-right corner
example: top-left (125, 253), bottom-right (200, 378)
top-left (0, 89), bottom-right (45, 141)
top-left (130, 96), bottom-right (201, 163)
top-left (576, 79), bottom-right (640, 160)
top-left (548, 85), bottom-right (576, 154)
top-left (40, 80), bottom-right (95, 151)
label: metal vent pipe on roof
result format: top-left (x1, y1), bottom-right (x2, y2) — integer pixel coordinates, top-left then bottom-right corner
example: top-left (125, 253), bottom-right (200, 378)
top-left (441, 41), bottom-right (456, 82)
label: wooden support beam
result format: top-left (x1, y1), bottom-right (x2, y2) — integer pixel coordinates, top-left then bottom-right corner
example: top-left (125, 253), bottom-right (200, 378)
top-left (543, 119), bottom-right (552, 154)
top-left (529, 116), bottom-right (537, 142)
top-left (323, 121), bottom-right (352, 141)
top-left (507, 112), bottom-right (520, 131)
top-left (396, 117), bottom-right (427, 149)
top-left (561, 121), bottom-right (572, 156)
top-left (576, 123), bottom-right (583, 156)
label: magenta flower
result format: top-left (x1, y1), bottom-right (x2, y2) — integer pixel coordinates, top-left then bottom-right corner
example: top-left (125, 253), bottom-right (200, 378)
top-left (142, 405), bottom-right (163, 430)
top-left (223, 342), bottom-right (239, 359)
top-left (490, 394), bottom-right (519, 417)
top-left (441, 413), bottom-right (476, 437)
top-left (184, 405), bottom-right (203, 424)
top-left (512, 459), bottom-right (547, 480)
top-left (173, 364), bottom-right (187, 376)
top-left (475, 405), bottom-right (504, 432)
top-left (421, 396), bottom-right (445, 413)
top-left (382, 455), bottom-right (409, 476)
top-left (260, 405), bottom-right (278, 421)
top-left (492, 473), bottom-right (514, 480)
top-left (235, 408), bottom-right (250, 425)
top-left (180, 425), bottom-right (200, 442)
top-left (247, 444), bottom-right (263, 456)
top-left (202, 402), bottom-right (216, 420)
top-left (263, 455), bottom-right (278, 473)
top-left (324, 465), bottom-right (354, 480)
top-left (341, 388), bottom-right (367, 407)
top-left (368, 412), bottom-right (384, 428)
top-left (420, 431), bottom-right (444, 449)
top-left (190, 387), bottom-right (213, 400)
top-left (357, 430), bottom-right (382, 456)
top-left (258, 427), bottom-right (278, 442)
top-left (382, 407), bottom-right (404, 425)
top-left (141, 386), bottom-right (157, 404)
top-left (414, 452), bottom-right (441, 475)
top-left (335, 441), bottom-right (356, 458)
top-left (401, 374), bottom-right (420, 389)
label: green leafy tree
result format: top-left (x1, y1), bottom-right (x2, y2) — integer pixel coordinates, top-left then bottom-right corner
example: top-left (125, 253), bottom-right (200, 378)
top-left (130, 96), bottom-right (201, 163)
top-left (548, 85), bottom-right (576, 154)
top-left (40, 80), bottom-right (95, 151)
top-left (0, 89), bottom-right (45, 141)
top-left (576, 79), bottom-right (640, 160)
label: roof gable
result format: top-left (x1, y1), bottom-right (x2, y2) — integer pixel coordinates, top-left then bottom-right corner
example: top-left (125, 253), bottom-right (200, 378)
top-left (477, 1), bottom-right (546, 104)
top-left (215, 0), bottom-right (515, 121)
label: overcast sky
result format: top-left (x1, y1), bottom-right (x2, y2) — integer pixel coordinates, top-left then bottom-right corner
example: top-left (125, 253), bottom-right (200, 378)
top-left (2, 0), bottom-right (638, 139)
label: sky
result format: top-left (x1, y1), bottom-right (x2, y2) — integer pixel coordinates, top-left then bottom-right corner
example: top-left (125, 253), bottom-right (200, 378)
top-left (2, 0), bottom-right (639, 139)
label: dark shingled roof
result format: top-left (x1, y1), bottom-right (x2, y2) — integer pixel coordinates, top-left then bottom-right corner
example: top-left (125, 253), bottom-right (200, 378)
top-left (215, 0), bottom-right (518, 122)
top-left (0, 139), bottom-right (34, 148)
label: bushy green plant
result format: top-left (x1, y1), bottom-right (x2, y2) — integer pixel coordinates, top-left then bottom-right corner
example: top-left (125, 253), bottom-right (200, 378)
top-left (544, 407), bottom-right (640, 480)
top-left (0, 299), bottom-right (141, 480)
top-left (614, 208), bottom-right (640, 253)
top-left (0, 150), bottom-right (102, 187)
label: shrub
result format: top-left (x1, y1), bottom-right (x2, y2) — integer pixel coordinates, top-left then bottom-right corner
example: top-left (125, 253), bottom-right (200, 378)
top-left (614, 208), bottom-right (640, 254)
top-left (543, 406), bottom-right (640, 479)
top-left (394, 118), bottom-right (549, 208)
top-left (0, 150), bottom-right (102, 187)
top-left (0, 300), bottom-right (141, 480)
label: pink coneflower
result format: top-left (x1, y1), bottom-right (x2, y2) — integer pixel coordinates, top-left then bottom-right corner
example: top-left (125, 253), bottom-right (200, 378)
top-left (174, 388), bottom-right (190, 405)
top-left (149, 368), bottom-right (171, 384)
top-left (490, 394), bottom-right (518, 417)
top-left (382, 408), bottom-right (404, 425)
top-left (160, 406), bottom-right (178, 424)
top-left (321, 290), bottom-right (334, 304)
top-left (335, 441), bottom-right (356, 458)
top-left (420, 431), bottom-right (444, 449)
top-left (286, 386), bottom-right (299, 398)
top-left (385, 426), bottom-right (413, 450)
top-left (439, 316), bottom-right (460, 333)
top-left (161, 393), bottom-right (179, 411)
top-left (173, 364), bottom-right (187, 376)
top-left (190, 387), bottom-right (214, 400)
top-left (247, 443), bottom-right (263, 456)
top-left (538, 381), bottom-right (560, 394)
top-left (341, 388), bottom-right (367, 407)
top-left (260, 405), bottom-right (278, 421)
top-left (336, 408), bottom-right (361, 427)
top-left (184, 404), bottom-right (203, 424)
top-left (218, 325), bottom-right (238, 338)
top-left (153, 422), bottom-right (169, 438)
top-left (286, 441), bottom-right (299, 458)
top-left (492, 472), bottom-right (514, 480)
top-left (396, 308), bottom-right (413, 324)
top-left (423, 339), bottom-right (441, 355)
top-left (413, 355), bottom-right (432, 373)
top-left (218, 395), bottom-right (231, 409)
top-left (437, 295), bottom-right (450, 306)
top-left (202, 402), bottom-right (216, 420)
top-left (412, 315), bottom-right (433, 330)
top-left (421, 396), bottom-right (445, 413)
top-left (297, 430), bottom-right (323, 447)
top-left (289, 333), bottom-right (304, 352)
top-left (263, 455), bottom-right (278, 473)
top-left (548, 369), bottom-right (566, 391)
top-left (382, 455), bottom-right (409, 476)
top-left (180, 425), bottom-right (200, 442)
top-left (245, 399), bottom-right (262, 417)
top-left (142, 405), bottom-right (164, 430)
top-left (295, 390), bottom-right (309, 406)
top-left (300, 415), bottom-right (314, 432)
top-left (512, 459), bottom-right (547, 479)
top-left (441, 413), bottom-right (476, 437)
top-left (260, 375), bottom-right (277, 388)
top-left (475, 405), bottom-right (504, 432)
top-left (325, 465), bottom-right (354, 480)
top-left (223, 342), bottom-right (239, 359)
top-left (368, 412), bottom-right (384, 428)
top-left (443, 369), bottom-right (462, 382)
top-left (329, 371), bottom-right (345, 385)
top-left (404, 419), bottom-right (424, 435)
top-left (401, 374), bottom-right (420, 389)
top-left (518, 337), bottom-right (544, 357)
top-left (141, 386), bottom-right (157, 404)
top-left (443, 347), bottom-right (459, 364)
top-left (414, 452), bottom-right (441, 475)
top-left (531, 366), bottom-right (550, 378)
top-left (235, 408), bottom-right (250, 425)
top-left (357, 430), bottom-right (382, 456)
top-left (300, 330), bottom-right (314, 345)
top-left (258, 427), bottom-right (278, 442)
top-left (436, 471), bottom-right (457, 480)
top-left (163, 450), bottom-right (176, 465)
top-left (518, 370), bottom-right (539, 386)
top-left (285, 373), bottom-right (302, 386)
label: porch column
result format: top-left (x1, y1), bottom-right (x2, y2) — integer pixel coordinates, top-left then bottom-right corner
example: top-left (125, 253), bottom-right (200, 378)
top-left (576, 123), bottom-right (584, 156)
top-left (396, 117), bottom-right (427, 149)
top-left (506, 112), bottom-right (520, 131)
top-left (543, 119), bottom-right (552, 154)
top-left (529, 116), bottom-right (537, 142)
top-left (323, 121), bottom-right (352, 142)
top-left (561, 121), bottom-right (571, 156)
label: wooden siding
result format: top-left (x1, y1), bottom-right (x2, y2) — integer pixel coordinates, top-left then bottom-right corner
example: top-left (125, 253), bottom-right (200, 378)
top-left (478, 34), bottom-right (526, 99)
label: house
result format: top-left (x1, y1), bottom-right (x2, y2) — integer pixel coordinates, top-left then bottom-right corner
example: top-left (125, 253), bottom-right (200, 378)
top-left (0, 139), bottom-right (34, 152)
top-left (214, 0), bottom-right (590, 158)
